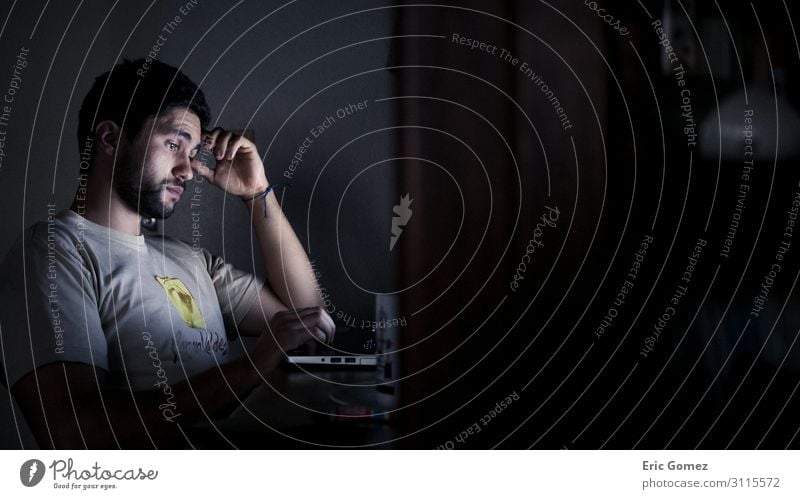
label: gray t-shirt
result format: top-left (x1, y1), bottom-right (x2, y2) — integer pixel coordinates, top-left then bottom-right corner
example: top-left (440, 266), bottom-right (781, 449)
top-left (0, 210), bottom-right (262, 391)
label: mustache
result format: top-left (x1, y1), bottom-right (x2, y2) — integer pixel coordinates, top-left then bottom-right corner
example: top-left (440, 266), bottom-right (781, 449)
top-left (154, 180), bottom-right (186, 191)
top-left (139, 180), bottom-right (185, 195)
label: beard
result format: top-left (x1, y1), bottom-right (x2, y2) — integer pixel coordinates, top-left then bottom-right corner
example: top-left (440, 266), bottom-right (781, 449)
top-left (114, 152), bottom-right (182, 220)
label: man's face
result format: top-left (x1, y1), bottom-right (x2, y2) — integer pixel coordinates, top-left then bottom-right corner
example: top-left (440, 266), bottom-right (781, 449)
top-left (114, 107), bottom-right (202, 219)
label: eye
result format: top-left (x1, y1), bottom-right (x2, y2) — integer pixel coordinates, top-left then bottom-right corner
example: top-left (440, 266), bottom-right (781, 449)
top-left (167, 142), bottom-right (180, 152)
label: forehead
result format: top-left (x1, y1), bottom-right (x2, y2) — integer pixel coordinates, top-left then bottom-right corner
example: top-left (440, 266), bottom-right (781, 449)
top-left (152, 107), bottom-right (202, 140)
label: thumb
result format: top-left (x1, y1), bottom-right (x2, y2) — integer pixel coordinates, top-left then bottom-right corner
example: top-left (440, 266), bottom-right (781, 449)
top-left (191, 160), bottom-right (215, 182)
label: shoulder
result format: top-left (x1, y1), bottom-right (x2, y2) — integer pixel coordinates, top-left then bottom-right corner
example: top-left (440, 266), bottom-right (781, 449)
top-left (0, 213), bottom-right (92, 301)
top-left (2, 214), bottom-right (82, 265)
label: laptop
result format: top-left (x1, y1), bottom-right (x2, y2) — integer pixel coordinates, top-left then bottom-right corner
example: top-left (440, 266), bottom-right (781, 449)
top-left (284, 326), bottom-right (377, 366)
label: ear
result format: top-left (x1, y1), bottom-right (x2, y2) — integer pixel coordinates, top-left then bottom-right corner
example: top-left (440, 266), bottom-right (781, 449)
top-left (94, 120), bottom-right (122, 157)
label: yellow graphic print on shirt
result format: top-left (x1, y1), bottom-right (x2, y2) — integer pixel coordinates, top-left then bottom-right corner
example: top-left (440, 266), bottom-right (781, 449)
top-left (154, 275), bottom-right (206, 329)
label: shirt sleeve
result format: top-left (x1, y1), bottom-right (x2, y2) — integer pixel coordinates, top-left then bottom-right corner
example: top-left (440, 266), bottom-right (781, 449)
top-left (0, 225), bottom-right (108, 389)
top-left (199, 248), bottom-right (264, 333)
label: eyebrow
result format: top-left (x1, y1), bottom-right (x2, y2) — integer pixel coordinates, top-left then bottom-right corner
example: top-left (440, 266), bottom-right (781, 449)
top-left (168, 127), bottom-right (195, 143)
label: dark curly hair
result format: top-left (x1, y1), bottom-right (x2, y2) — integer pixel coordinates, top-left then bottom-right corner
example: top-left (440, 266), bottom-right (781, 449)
top-left (77, 58), bottom-right (211, 163)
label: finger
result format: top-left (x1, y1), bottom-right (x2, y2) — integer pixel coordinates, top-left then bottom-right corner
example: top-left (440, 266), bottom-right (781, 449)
top-left (302, 307), bottom-right (336, 342)
top-left (202, 127), bottom-right (223, 151)
top-left (309, 314), bottom-right (336, 343)
top-left (298, 307), bottom-right (335, 339)
top-left (282, 318), bottom-right (331, 344)
top-left (214, 130), bottom-right (233, 160)
top-left (190, 159), bottom-right (214, 180)
top-left (285, 325), bottom-right (325, 345)
top-left (309, 326), bottom-right (327, 343)
top-left (320, 309), bottom-right (336, 337)
top-left (269, 312), bottom-right (296, 332)
top-left (270, 308), bottom-right (319, 331)
top-left (225, 135), bottom-right (247, 161)
top-left (271, 308), bottom-right (310, 326)
top-left (283, 307), bottom-right (327, 321)
top-left (275, 308), bottom-right (335, 342)
top-left (326, 323), bottom-right (336, 343)
top-left (271, 308), bottom-right (294, 320)
top-left (316, 311), bottom-right (336, 343)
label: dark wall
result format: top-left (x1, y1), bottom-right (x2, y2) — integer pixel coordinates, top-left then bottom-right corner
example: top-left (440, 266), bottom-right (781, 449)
top-left (391, 0), bottom-right (800, 449)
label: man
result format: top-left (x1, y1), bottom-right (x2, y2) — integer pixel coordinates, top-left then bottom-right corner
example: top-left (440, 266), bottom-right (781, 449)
top-left (0, 59), bottom-right (334, 448)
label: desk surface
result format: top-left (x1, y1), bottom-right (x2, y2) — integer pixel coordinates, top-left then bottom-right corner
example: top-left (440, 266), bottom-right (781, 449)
top-left (191, 365), bottom-right (398, 449)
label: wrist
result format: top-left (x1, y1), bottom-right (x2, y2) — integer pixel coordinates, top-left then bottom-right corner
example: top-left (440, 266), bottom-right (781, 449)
top-left (242, 183), bottom-right (290, 216)
top-left (240, 184), bottom-right (270, 201)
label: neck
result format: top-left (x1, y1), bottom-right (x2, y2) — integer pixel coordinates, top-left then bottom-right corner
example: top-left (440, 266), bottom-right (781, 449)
top-left (71, 169), bottom-right (142, 236)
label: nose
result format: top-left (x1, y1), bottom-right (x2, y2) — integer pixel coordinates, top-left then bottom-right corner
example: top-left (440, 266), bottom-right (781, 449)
top-left (173, 153), bottom-right (194, 182)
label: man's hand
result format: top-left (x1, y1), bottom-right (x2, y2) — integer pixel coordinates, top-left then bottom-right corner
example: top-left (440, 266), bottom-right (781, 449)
top-left (191, 127), bottom-right (269, 198)
top-left (269, 307), bottom-right (337, 346)
top-left (249, 307), bottom-right (336, 374)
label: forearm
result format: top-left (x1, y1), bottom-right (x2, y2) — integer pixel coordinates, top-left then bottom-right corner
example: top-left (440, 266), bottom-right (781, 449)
top-left (194, 129), bottom-right (321, 311)
top-left (77, 358), bottom-right (264, 448)
top-left (245, 193), bottom-right (322, 310)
